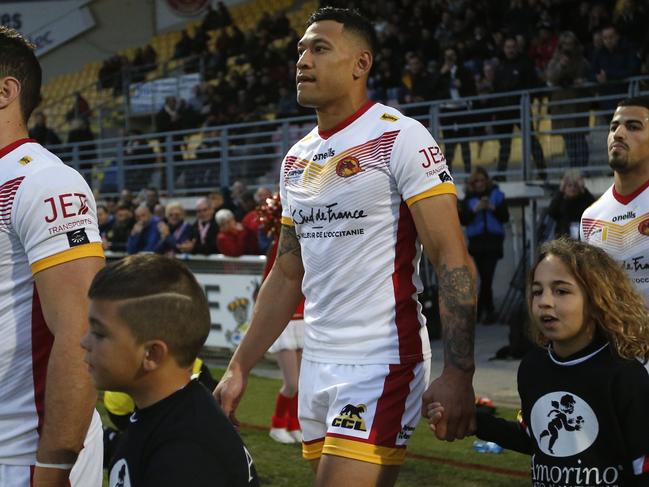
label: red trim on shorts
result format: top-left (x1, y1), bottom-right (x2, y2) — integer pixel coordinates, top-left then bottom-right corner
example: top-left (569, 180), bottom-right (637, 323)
top-left (612, 178), bottom-right (649, 204)
top-left (318, 100), bottom-right (375, 140)
top-left (31, 285), bottom-right (54, 435)
top-left (643, 455), bottom-right (649, 474)
top-left (368, 363), bottom-right (416, 447)
top-left (0, 138), bottom-right (37, 159)
top-left (392, 201), bottom-right (423, 361)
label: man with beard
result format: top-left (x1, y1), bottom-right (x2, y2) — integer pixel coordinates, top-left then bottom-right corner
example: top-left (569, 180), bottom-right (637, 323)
top-left (581, 97), bottom-right (649, 303)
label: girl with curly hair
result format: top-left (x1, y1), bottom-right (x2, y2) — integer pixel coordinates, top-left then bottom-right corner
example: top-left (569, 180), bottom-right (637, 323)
top-left (428, 238), bottom-right (649, 485)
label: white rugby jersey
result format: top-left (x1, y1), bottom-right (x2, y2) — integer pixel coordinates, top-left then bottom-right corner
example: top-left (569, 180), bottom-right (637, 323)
top-left (280, 101), bottom-right (456, 365)
top-left (0, 138), bottom-right (103, 464)
top-left (581, 179), bottom-right (649, 303)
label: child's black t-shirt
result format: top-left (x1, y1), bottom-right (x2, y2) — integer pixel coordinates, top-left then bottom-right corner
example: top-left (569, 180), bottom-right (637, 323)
top-left (477, 339), bottom-right (649, 486)
top-left (108, 380), bottom-right (259, 487)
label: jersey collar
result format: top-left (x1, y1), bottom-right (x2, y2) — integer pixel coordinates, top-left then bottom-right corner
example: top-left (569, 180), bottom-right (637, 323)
top-left (612, 177), bottom-right (649, 205)
top-left (318, 100), bottom-right (375, 140)
top-left (0, 138), bottom-right (37, 159)
top-left (547, 341), bottom-right (609, 367)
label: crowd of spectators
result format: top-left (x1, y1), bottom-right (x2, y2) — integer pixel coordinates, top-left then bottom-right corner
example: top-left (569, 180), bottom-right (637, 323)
top-left (86, 0), bottom-right (648, 177)
top-left (97, 181), bottom-right (274, 258)
top-left (98, 44), bottom-right (157, 93)
top-left (34, 0), bottom-right (649, 192)
top-left (170, 0), bottom-right (649, 126)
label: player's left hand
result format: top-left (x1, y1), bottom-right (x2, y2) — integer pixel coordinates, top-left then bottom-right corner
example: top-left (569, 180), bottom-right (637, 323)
top-left (422, 367), bottom-right (476, 441)
top-left (32, 465), bottom-right (71, 487)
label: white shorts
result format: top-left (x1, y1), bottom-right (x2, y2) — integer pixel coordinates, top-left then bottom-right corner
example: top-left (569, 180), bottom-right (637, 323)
top-left (299, 359), bottom-right (430, 466)
top-left (0, 410), bottom-right (103, 487)
top-left (268, 319), bottom-right (305, 354)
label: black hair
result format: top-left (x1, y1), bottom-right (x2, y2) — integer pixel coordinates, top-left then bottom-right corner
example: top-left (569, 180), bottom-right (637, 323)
top-left (306, 7), bottom-right (378, 57)
top-left (617, 96), bottom-right (649, 112)
top-left (0, 26), bottom-right (42, 123)
top-left (89, 254), bottom-right (210, 367)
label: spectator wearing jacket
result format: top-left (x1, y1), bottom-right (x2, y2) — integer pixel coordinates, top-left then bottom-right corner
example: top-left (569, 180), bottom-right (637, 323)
top-left (215, 209), bottom-right (256, 257)
top-left (493, 37), bottom-right (546, 178)
top-left (106, 204), bottom-right (134, 253)
top-left (592, 25), bottom-right (640, 116)
top-left (434, 47), bottom-right (476, 174)
top-left (545, 31), bottom-right (593, 168)
top-left (127, 204), bottom-right (161, 254)
top-left (547, 170), bottom-right (595, 239)
top-left (460, 167), bottom-right (509, 324)
top-left (188, 197), bottom-right (219, 255)
top-left (155, 202), bottom-right (193, 256)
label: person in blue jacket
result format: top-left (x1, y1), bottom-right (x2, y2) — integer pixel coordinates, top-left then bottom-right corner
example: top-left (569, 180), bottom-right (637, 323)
top-left (460, 167), bottom-right (509, 324)
top-left (127, 204), bottom-right (162, 254)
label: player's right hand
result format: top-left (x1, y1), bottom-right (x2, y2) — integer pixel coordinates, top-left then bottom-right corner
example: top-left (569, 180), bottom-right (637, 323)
top-left (425, 402), bottom-right (445, 433)
top-left (214, 366), bottom-right (248, 429)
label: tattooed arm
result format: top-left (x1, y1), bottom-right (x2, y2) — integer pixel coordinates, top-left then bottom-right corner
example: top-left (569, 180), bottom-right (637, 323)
top-left (409, 193), bottom-right (478, 441)
top-left (214, 224), bottom-right (304, 424)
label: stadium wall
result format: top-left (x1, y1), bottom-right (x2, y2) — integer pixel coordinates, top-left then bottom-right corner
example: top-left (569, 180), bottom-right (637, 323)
top-left (38, 0), bottom-right (248, 82)
top-left (39, 0), bottom-right (156, 82)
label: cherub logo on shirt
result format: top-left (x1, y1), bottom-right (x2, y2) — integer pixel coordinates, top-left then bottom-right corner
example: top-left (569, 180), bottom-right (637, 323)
top-left (638, 218), bottom-right (649, 236)
top-left (530, 391), bottom-right (598, 457)
top-left (336, 157), bottom-right (363, 178)
top-left (332, 403), bottom-right (368, 431)
top-left (109, 459), bottom-right (131, 487)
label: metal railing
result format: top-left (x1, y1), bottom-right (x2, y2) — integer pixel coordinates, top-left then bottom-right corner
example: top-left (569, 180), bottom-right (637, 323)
top-left (43, 75), bottom-right (649, 197)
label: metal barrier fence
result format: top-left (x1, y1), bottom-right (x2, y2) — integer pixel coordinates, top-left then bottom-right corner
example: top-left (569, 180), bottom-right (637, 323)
top-left (45, 75), bottom-right (649, 197)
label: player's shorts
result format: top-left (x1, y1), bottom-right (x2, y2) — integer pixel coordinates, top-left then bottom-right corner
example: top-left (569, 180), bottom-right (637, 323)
top-left (268, 319), bottom-right (305, 354)
top-left (0, 410), bottom-right (103, 486)
top-left (299, 358), bottom-right (430, 466)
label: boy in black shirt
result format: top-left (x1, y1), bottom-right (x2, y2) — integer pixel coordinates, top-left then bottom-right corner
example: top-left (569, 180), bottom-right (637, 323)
top-left (81, 254), bottom-right (258, 487)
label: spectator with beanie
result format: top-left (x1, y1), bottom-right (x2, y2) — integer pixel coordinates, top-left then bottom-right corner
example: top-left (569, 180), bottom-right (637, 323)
top-left (460, 167), bottom-right (509, 324)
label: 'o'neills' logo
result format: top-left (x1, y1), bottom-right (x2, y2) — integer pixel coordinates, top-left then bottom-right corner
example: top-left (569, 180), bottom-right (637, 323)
top-left (336, 156), bottom-right (363, 178)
